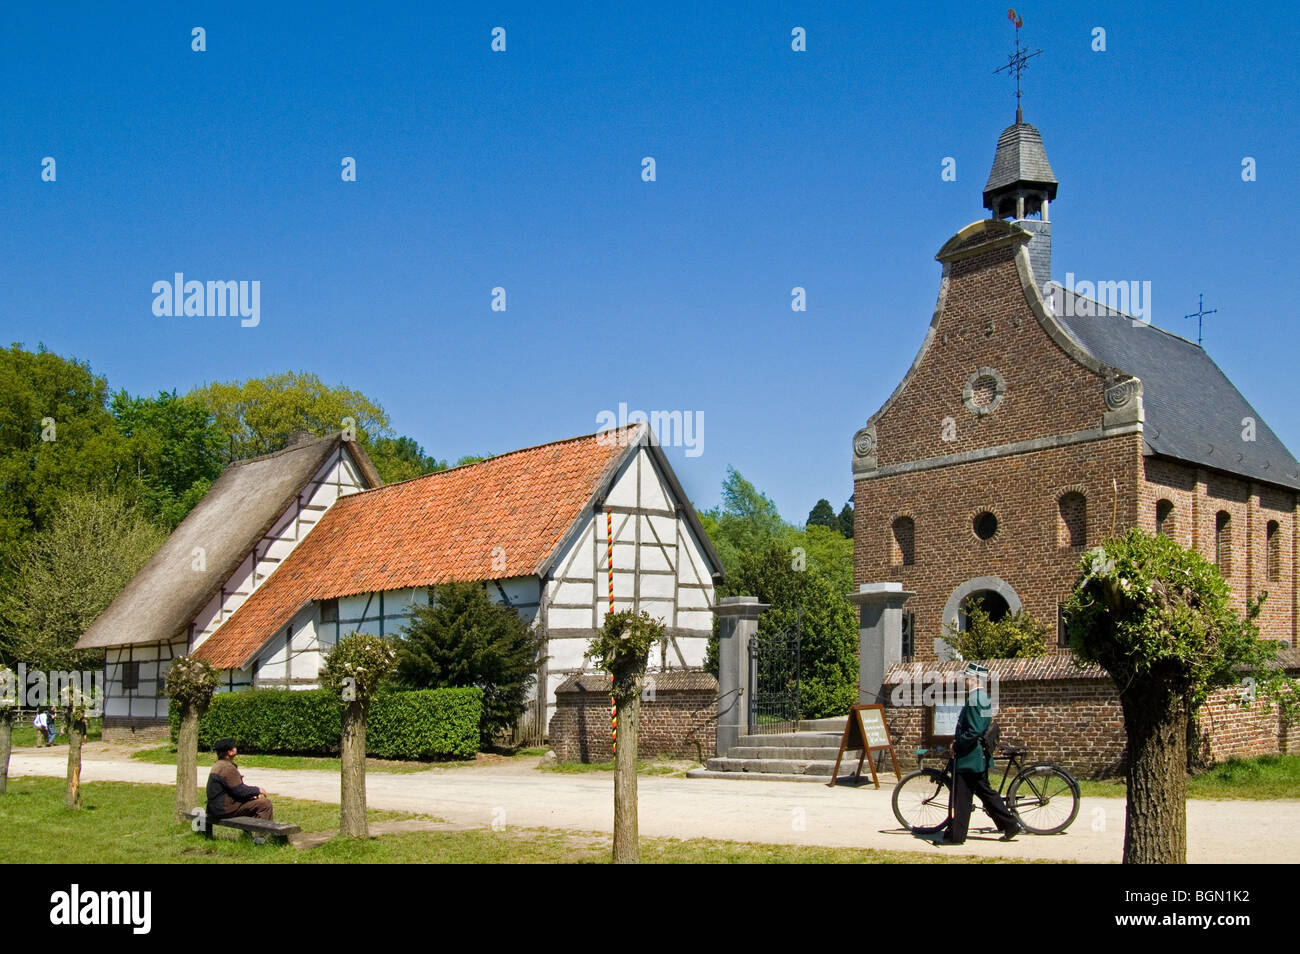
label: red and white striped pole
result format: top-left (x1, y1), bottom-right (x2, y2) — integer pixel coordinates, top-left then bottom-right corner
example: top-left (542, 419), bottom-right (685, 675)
top-left (608, 510), bottom-right (616, 754)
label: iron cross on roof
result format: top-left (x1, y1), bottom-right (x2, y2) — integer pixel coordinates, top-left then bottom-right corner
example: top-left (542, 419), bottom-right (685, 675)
top-left (1183, 293), bottom-right (1218, 346)
top-left (994, 9), bottom-right (1042, 124)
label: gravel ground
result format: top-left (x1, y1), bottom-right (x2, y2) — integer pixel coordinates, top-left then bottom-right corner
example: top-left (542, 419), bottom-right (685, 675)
top-left (10, 743), bottom-right (1299, 863)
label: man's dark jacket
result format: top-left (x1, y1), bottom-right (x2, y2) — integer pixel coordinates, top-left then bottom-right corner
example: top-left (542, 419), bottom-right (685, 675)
top-left (953, 686), bottom-right (994, 773)
top-left (207, 758), bottom-right (261, 817)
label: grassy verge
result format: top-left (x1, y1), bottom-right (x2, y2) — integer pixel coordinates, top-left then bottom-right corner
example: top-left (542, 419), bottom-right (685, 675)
top-left (128, 745), bottom-right (440, 774)
top-left (0, 777), bottom-right (1033, 863)
top-left (1075, 754), bottom-right (1300, 800)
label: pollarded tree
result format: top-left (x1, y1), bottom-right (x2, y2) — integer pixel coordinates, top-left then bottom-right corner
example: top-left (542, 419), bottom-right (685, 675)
top-left (0, 666), bottom-right (14, 794)
top-left (59, 682), bottom-right (98, 810)
top-left (164, 656), bottom-right (220, 822)
top-left (586, 610), bottom-right (666, 864)
top-left (321, 632), bottom-right (397, 839)
top-left (1064, 528), bottom-right (1296, 864)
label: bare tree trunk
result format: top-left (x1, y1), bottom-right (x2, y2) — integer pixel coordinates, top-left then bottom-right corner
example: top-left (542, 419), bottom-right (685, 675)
top-left (176, 707), bottom-right (200, 822)
top-left (612, 687), bottom-right (640, 864)
top-left (340, 700), bottom-right (367, 838)
top-left (0, 715), bottom-right (12, 794)
top-left (1121, 688), bottom-right (1187, 864)
top-left (66, 715), bottom-right (86, 810)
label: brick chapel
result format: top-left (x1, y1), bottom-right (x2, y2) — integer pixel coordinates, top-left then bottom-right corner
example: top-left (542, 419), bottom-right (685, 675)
top-left (851, 110), bottom-right (1300, 662)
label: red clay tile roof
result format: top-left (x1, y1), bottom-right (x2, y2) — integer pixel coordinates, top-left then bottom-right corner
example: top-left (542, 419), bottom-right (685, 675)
top-left (194, 425), bottom-right (643, 669)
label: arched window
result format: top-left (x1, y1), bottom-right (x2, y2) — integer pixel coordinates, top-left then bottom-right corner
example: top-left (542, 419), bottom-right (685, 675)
top-left (1156, 499), bottom-right (1174, 537)
top-left (1267, 520), bottom-right (1282, 582)
top-left (891, 516), bottom-right (915, 566)
top-left (1215, 511), bottom-right (1233, 575)
top-left (1057, 492), bottom-right (1086, 547)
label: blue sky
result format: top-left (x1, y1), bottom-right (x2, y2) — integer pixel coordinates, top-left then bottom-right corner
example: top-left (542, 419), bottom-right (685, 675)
top-left (3, 1), bottom-right (1298, 522)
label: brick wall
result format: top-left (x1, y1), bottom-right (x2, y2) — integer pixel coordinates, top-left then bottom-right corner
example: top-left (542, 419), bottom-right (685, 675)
top-left (882, 658), bottom-right (1300, 778)
top-left (549, 671), bottom-right (717, 763)
top-left (857, 433), bottom-right (1144, 659)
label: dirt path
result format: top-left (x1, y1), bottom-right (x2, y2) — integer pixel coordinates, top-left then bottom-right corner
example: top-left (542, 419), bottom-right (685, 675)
top-left (10, 744), bottom-right (1298, 862)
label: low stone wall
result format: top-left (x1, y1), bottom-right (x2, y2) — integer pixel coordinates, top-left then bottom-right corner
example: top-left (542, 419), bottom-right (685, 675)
top-left (882, 656), bottom-right (1300, 778)
top-left (102, 717), bottom-right (171, 743)
top-left (549, 671), bottom-right (717, 763)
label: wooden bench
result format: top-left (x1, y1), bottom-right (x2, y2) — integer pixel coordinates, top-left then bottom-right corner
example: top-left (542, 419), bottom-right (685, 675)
top-left (185, 810), bottom-right (301, 845)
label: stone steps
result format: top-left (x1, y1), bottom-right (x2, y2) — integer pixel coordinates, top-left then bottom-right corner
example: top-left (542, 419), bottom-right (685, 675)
top-left (688, 714), bottom-right (898, 783)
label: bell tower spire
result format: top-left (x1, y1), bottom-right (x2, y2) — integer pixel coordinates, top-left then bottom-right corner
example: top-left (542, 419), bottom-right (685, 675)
top-left (984, 10), bottom-right (1056, 283)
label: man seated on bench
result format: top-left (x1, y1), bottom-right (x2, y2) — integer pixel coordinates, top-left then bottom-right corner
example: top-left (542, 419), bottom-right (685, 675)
top-left (206, 738), bottom-right (274, 822)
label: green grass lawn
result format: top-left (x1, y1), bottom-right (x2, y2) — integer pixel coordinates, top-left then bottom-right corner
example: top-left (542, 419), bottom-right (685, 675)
top-left (1074, 754), bottom-right (1300, 800)
top-left (129, 745), bottom-right (441, 774)
top-left (0, 777), bottom-right (1029, 863)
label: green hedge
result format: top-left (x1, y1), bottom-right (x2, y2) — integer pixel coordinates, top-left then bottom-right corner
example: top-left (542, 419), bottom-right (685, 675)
top-left (170, 687), bottom-right (481, 760)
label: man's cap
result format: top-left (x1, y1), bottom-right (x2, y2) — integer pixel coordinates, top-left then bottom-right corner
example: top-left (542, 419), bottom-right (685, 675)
top-left (963, 662), bottom-right (990, 679)
top-left (213, 738), bottom-right (237, 754)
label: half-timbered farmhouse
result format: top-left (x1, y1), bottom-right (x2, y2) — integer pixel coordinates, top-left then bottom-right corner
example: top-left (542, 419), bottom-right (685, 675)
top-left (77, 432), bottom-right (382, 737)
top-left (80, 423), bottom-right (721, 741)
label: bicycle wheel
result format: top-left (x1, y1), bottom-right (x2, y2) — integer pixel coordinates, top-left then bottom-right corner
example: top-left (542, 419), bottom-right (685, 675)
top-left (1006, 764), bottom-right (1080, 834)
top-left (892, 769), bottom-right (951, 830)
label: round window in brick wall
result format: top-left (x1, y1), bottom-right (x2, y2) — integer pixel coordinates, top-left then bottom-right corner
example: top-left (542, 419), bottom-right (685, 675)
top-left (973, 511), bottom-right (999, 540)
top-left (962, 366), bottom-right (1006, 416)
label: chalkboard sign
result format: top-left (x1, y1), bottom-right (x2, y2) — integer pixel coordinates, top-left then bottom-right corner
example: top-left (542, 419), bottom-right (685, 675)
top-left (828, 704), bottom-right (901, 789)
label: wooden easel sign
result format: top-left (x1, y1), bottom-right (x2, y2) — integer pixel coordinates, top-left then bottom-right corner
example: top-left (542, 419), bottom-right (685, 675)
top-left (828, 704), bottom-right (901, 788)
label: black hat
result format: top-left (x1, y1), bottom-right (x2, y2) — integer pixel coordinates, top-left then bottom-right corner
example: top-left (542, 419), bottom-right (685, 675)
top-left (213, 738), bottom-right (237, 755)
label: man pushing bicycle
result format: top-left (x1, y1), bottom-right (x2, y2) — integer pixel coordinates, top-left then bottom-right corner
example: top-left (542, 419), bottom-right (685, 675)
top-left (939, 662), bottom-right (1023, 845)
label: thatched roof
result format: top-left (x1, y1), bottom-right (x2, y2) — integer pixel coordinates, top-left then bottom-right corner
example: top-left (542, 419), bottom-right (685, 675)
top-left (76, 433), bottom-right (380, 651)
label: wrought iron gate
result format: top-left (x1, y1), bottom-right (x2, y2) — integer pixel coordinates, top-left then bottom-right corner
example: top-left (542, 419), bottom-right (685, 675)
top-left (747, 610), bottom-right (801, 734)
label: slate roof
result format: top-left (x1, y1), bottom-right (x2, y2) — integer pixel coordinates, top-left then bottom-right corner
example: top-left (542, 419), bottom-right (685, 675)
top-left (192, 424), bottom-right (683, 670)
top-left (1049, 284), bottom-right (1300, 491)
top-left (983, 122), bottom-right (1058, 209)
top-left (76, 433), bottom-right (381, 650)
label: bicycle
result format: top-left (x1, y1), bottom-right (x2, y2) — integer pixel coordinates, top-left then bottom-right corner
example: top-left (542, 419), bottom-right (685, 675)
top-left (891, 743), bottom-right (1081, 835)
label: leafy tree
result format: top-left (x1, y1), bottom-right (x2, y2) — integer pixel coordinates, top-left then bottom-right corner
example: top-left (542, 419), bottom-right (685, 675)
top-left (838, 502), bottom-right (854, 539)
top-left (722, 541), bottom-right (858, 719)
top-left (392, 581), bottom-right (546, 746)
top-left (0, 344), bottom-right (132, 578)
top-left (190, 371), bottom-right (390, 462)
top-left (1064, 529), bottom-right (1298, 864)
top-left (806, 499), bottom-right (838, 531)
top-left (0, 492), bottom-right (165, 670)
top-left (944, 601), bottom-right (1049, 660)
top-left (697, 467), bottom-right (788, 576)
top-left (367, 435), bottom-right (447, 483)
top-left (110, 389), bottom-right (225, 528)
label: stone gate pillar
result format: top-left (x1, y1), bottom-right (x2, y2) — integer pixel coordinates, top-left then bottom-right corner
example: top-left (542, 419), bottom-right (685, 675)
top-left (712, 596), bottom-right (769, 756)
top-left (850, 582), bottom-right (915, 705)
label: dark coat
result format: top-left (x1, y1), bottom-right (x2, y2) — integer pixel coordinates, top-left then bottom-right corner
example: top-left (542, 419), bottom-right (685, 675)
top-left (953, 686), bottom-right (994, 773)
top-left (206, 758), bottom-right (261, 818)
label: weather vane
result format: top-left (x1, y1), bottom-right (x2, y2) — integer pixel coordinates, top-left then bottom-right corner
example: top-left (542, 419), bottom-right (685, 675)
top-left (1183, 293), bottom-right (1217, 346)
top-left (994, 9), bottom-right (1042, 123)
